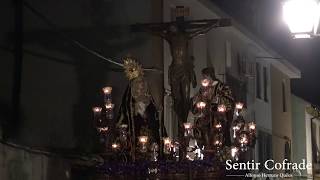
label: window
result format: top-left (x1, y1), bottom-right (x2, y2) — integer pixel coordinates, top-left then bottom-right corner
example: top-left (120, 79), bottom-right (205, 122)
top-left (256, 63), bottom-right (261, 99)
top-left (263, 67), bottom-right (268, 102)
top-left (282, 80), bottom-right (287, 112)
top-left (258, 130), bottom-right (272, 172)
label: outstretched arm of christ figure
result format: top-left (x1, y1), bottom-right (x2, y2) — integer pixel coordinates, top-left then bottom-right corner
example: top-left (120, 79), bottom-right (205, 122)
top-left (131, 22), bottom-right (171, 40)
top-left (187, 19), bottom-right (231, 38)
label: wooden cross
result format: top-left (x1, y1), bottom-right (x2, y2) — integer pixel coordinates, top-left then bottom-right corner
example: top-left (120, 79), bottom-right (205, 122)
top-left (131, 6), bottom-right (231, 138)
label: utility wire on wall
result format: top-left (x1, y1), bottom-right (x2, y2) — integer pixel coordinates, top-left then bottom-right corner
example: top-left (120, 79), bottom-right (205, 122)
top-left (1, 1), bottom-right (164, 163)
top-left (22, 1), bottom-right (163, 73)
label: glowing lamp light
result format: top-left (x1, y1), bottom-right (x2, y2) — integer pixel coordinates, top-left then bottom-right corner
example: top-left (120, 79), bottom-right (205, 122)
top-left (248, 122), bottom-right (256, 131)
top-left (215, 123), bottom-right (222, 129)
top-left (217, 104), bottom-right (226, 112)
top-left (196, 101), bottom-right (206, 109)
top-left (92, 107), bottom-right (102, 113)
top-left (102, 86), bottom-right (112, 95)
top-left (183, 122), bottom-right (193, 130)
top-left (214, 140), bottom-right (222, 146)
top-left (139, 136), bottom-right (148, 144)
top-left (235, 102), bottom-right (244, 110)
top-left (97, 127), bottom-right (109, 133)
top-left (138, 136), bottom-right (149, 153)
top-left (283, 0), bottom-right (320, 38)
top-left (201, 79), bottom-right (210, 87)
top-left (112, 143), bottom-right (120, 150)
top-left (163, 137), bottom-right (171, 145)
top-left (105, 103), bottom-right (114, 110)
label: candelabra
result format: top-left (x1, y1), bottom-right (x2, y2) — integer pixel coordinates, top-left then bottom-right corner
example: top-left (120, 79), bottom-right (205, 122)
top-left (92, 83), bottom-right (256, 164)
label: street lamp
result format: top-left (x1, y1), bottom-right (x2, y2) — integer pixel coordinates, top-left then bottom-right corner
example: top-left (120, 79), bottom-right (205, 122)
top-left (283, 0), bottom-right (320, 38)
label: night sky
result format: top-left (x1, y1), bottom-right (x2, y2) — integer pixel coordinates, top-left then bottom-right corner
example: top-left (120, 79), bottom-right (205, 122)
top-left (212, 0), bottom-right (320, 106)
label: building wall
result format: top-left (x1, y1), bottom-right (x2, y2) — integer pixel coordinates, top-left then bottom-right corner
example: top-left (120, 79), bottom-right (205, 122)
top-left (271, 65), bottom-right (292, 170)
top-left (291, 94), bottom-right (309, 177)
top-left (0, 0), bottom-right (163, 148)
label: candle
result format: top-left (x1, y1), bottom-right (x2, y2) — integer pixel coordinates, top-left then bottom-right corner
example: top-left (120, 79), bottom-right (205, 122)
top-left (139, 136), bottom-right (148, 143)
top-left (92, 107), bottom-right (102, 122)
top-left (102, 86), bottom-right (112, 103)
top-left (138, 136), bottom-right (148, 153)
top-left (105, 103), bottom-right (114, 119)
top-left (215, 122), bottom-right (222, 129)
top-left (163, 137), bottom-right (171, 145)
top-left (105, 103), bottom-right (114, 109)
top-left (102, 86), bottom-right (112, 95)
top-left (112, 143), bottom-right (120, 151)
top-left (97, 127), bottom-right (109, 133)
top-left (235, 102), bottom-right (244, 110)
top-left (92, 107), bottom-right (102, 114)
top-left (183, 122), bottom-right (193, 137)
top-left (217, 104), bottom-right (226, 112)
top-left (201, 78), bottom-right (210, 87)
top-left (214, 140), bottom-right (221, 146)
top-left (248, 122), bottom-right (256, 131)
top-left (183, 122), bottom-right (192, 129)
top-left (163, 137), bottom-right (172, 154)
top-left (196, 101), bottom-right (206, 110)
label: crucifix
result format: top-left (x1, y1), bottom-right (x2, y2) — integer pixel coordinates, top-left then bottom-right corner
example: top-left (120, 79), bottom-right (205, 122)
top-left (132, 6), bottom-right (231, 138)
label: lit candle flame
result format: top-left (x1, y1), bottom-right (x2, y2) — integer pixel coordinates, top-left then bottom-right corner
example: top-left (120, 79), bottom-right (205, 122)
top-left (196, 101), bottom-right (206, 109)
top-left (233, 126), bottom-right (240, 130)
top-left (97, 127), bottom-right (109, 133)
top-left (139, 136), bottom-right (148, 144)
top-left (112, 143), bottom-right (120, 149)
top-left (105, 103), bottom-right (114, 109)
top-left (215, 123), bottom-right (222, 129)
top-left (201, 79), bottom-right (210, 87)
top-left (215, 140), bottom-right (221, 146)
top-left (102, 86), bottom-right (112, 95)
top-left (92, 107), bottom-right (102, 113)
top-left (248, 122), bottom-right (256, 131)
top-left (217, 104), bottom-right (226, 112)
top-left (183, 122), bottom-right (193, 129)
top-left (163, 137), bottom-right (171, 145)
top-left (235, 102), bottom-right (244, 110)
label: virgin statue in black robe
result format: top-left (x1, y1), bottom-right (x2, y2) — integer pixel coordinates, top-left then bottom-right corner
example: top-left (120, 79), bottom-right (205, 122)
top-left (116, 58), bottom-right (164, 148)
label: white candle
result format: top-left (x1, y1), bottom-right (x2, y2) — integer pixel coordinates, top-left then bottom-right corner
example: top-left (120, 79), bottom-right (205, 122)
top-left (248, 122), bottom-right (256, 131)
top-left (139, 136), bottom-right (148, 144)
top-left (102, 86), bottom-right (112, 95)
top-left (215, 122), bottom-right (222, 129)
top-left (163, 137), bottom-right (172, 154)
top-left (196, 101), bottom-right (206, 110)
top-left (235, 102), bottom-right (244, 110)
top-left (217, 104), bottom-right (226, 112)
top-left (112, 143), bottom-right (120, 150)
top-left (92, 107), bottom-right (102, 121)
top-left (201, 79), bottom-right (210, 87)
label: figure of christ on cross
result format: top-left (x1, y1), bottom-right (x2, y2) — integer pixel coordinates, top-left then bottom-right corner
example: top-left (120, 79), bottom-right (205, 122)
top-left (132, 9), bottom-right (231, 138)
